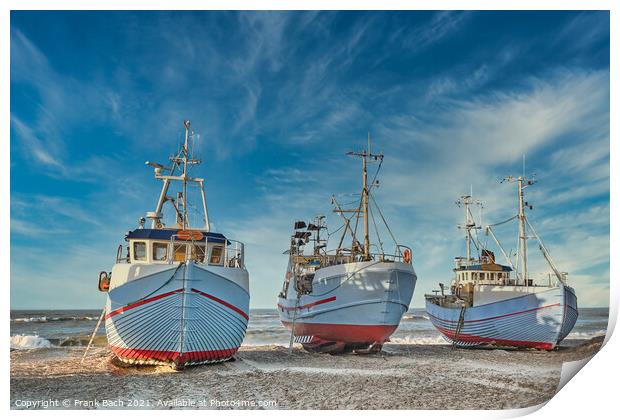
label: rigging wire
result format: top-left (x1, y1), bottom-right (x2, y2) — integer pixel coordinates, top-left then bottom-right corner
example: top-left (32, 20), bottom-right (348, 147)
top-left (487, 214), bottom-right (518, 227)
top-left (368, 158), bottom-right (383, 193)
top-left (466, 206), bottom-right (482, 258)
top-left (326, 223), bottom-right (345, 241)
top-left (335, 196), bottom-right (362, 208)
top-left (369, 194), bottom-right (399, 250)
top-left (368, 200), bottom-right (384, 255)
top-left (350, 195), bottom-right (363, 251)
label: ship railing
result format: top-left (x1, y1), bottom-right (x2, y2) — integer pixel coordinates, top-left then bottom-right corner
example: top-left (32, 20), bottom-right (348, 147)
top-left (222, 239), bottom-right (245, 269)
top-left (364, 245), bottom-right (413, 264)
top-left (394, 244), bottom-right (413, 265)
top-left (116, 244), bottom-right (129, 263)
top-left (168, 235), bottom-right (245, 269)
top-left (292, 245), bottom-right (413, 267)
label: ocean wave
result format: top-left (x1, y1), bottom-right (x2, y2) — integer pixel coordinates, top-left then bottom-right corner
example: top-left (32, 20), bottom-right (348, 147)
top-left (11, 316), bottom-right (97, 323)
top-left (10, 335), bottom-right (53, 349)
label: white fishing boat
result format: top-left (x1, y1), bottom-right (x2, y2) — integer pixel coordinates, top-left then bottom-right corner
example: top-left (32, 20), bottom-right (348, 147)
top-left (425, 175), bottom-right (578, 350)
top-left (97, 121), bottom-right (249, 369)
top-left (277, 136), bottom-right (417, 354)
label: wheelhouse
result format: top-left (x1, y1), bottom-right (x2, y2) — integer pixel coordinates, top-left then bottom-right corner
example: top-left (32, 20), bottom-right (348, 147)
top-left (453, 250), bottom-right (514, 286)
top-left (117, 228), bottom-right (244, 268)
top-left (454, 264), bottom-right (513, 286)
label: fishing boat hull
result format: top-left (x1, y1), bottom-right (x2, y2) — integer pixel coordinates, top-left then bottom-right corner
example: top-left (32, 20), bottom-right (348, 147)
top-left (105, 260), bottom-right (249, 368)
top-left (278, 261), bottom-right (416, 353)
top-left (425, 284), bottom-right (578, 349)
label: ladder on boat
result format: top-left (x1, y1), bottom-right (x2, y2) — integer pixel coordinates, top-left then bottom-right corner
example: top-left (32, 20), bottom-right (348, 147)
top-left (452, 304), bottom-right (467, 350)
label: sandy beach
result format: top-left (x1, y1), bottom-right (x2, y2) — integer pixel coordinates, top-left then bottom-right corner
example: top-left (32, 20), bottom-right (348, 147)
top-left (10, 337), bottom-right (603, 410)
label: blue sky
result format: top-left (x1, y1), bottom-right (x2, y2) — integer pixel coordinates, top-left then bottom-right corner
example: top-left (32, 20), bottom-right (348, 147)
top-left (10, 11), bottom-right (609, 309)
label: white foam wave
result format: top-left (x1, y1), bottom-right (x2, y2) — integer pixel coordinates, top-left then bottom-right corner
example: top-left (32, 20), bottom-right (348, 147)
top-left (11, 316), bottom-right (97, 323)
top-left (10, 335), bottom-right (53, 349)
top-left (13, 316), bottom-right (48, 323)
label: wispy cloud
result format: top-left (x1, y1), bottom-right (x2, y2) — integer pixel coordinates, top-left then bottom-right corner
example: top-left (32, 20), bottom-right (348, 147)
top-left (398, 11), bottom-right (471, 51)
top-left (553, 11), bottom-right (610, 52)
top-left (10, 115), bottom-right (64, 169)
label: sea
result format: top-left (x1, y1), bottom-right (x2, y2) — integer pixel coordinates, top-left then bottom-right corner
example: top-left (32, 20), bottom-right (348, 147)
top-left (10, 307), bottom-right (609, 350)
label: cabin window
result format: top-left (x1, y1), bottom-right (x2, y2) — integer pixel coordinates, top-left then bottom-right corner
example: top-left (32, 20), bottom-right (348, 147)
top-left (480, 272), bottom-right (485, 281)
top-left (472, 272), bottom-right (478, 281)
top-left (153, 243), bottom-right (168, 261)
top-left (173, 244), bottom-right (187, 262)
top-left (210, 246), bottom-right (224, 265)
top-left (133, 241), bottom-right (147, 261)
top-left (193, 245), bottom-right (206, 262)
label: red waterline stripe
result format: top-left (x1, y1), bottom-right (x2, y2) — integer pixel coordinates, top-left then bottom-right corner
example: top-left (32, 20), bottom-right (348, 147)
top-left (105, 288), bottom-right (184, 319)
top-left (436, 326), bottom-right (554, 350)
top-left (281, 321), bottom-right (397, 343)
top-left (277, 296), bottom-right (337, 311)
top-left (190, 288), bottom-right (249, 320)
top-left (428, 303), bottom-right (561, 324)
top-left (109, 345), bottom-right (239, 363)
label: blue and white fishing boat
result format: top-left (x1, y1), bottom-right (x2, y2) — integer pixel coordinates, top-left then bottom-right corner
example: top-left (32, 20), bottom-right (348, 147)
top-left (97, 121), bottom-right (249, 369)
top-left (278, 137), bottom-right (417, 354)
top-left (425, 176), bottom-right (578, 350)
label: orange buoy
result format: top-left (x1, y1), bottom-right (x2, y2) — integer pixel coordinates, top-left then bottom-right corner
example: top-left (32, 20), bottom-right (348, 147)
top-left (403, 249), bottom-right (411, 264)
top-left (176, 230), bottom-right (204, 241)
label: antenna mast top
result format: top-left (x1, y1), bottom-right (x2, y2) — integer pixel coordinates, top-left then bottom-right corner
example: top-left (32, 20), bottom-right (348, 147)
top-left (345, 133), bottom-right (384, 261)
top-left (147, 120), bottom-right (210, 231)
top-left (456, 195), bottom-right (482, 262)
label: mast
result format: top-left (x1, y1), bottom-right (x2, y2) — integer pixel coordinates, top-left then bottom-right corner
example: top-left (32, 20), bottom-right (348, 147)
top-left (182, 120), bottom-right (190, 230)
top-left (146, 120), bottom-right (210, 231)
top-left (503, 173), bottom-right (535, 286)
top-left (346, 133), bottom-right (383, 261)
top-left (456, 195), bottom-right (480, 263)
top-left (517, 177), bottom-right (527, 286)
top-left (362, 134), bottom-right (370, 259)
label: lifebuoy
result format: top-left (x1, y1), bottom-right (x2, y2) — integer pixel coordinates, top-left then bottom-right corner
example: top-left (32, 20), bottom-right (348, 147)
top-left (98, 271), bottom-right (110, 292)
top-left (176, 230), bottom-right (204, 241)
top-left (403, 249), bottom-right (412, 264)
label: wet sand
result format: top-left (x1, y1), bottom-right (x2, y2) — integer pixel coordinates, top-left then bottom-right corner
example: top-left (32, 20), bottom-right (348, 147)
top-left (10, 337), bottom-right (603, 410)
